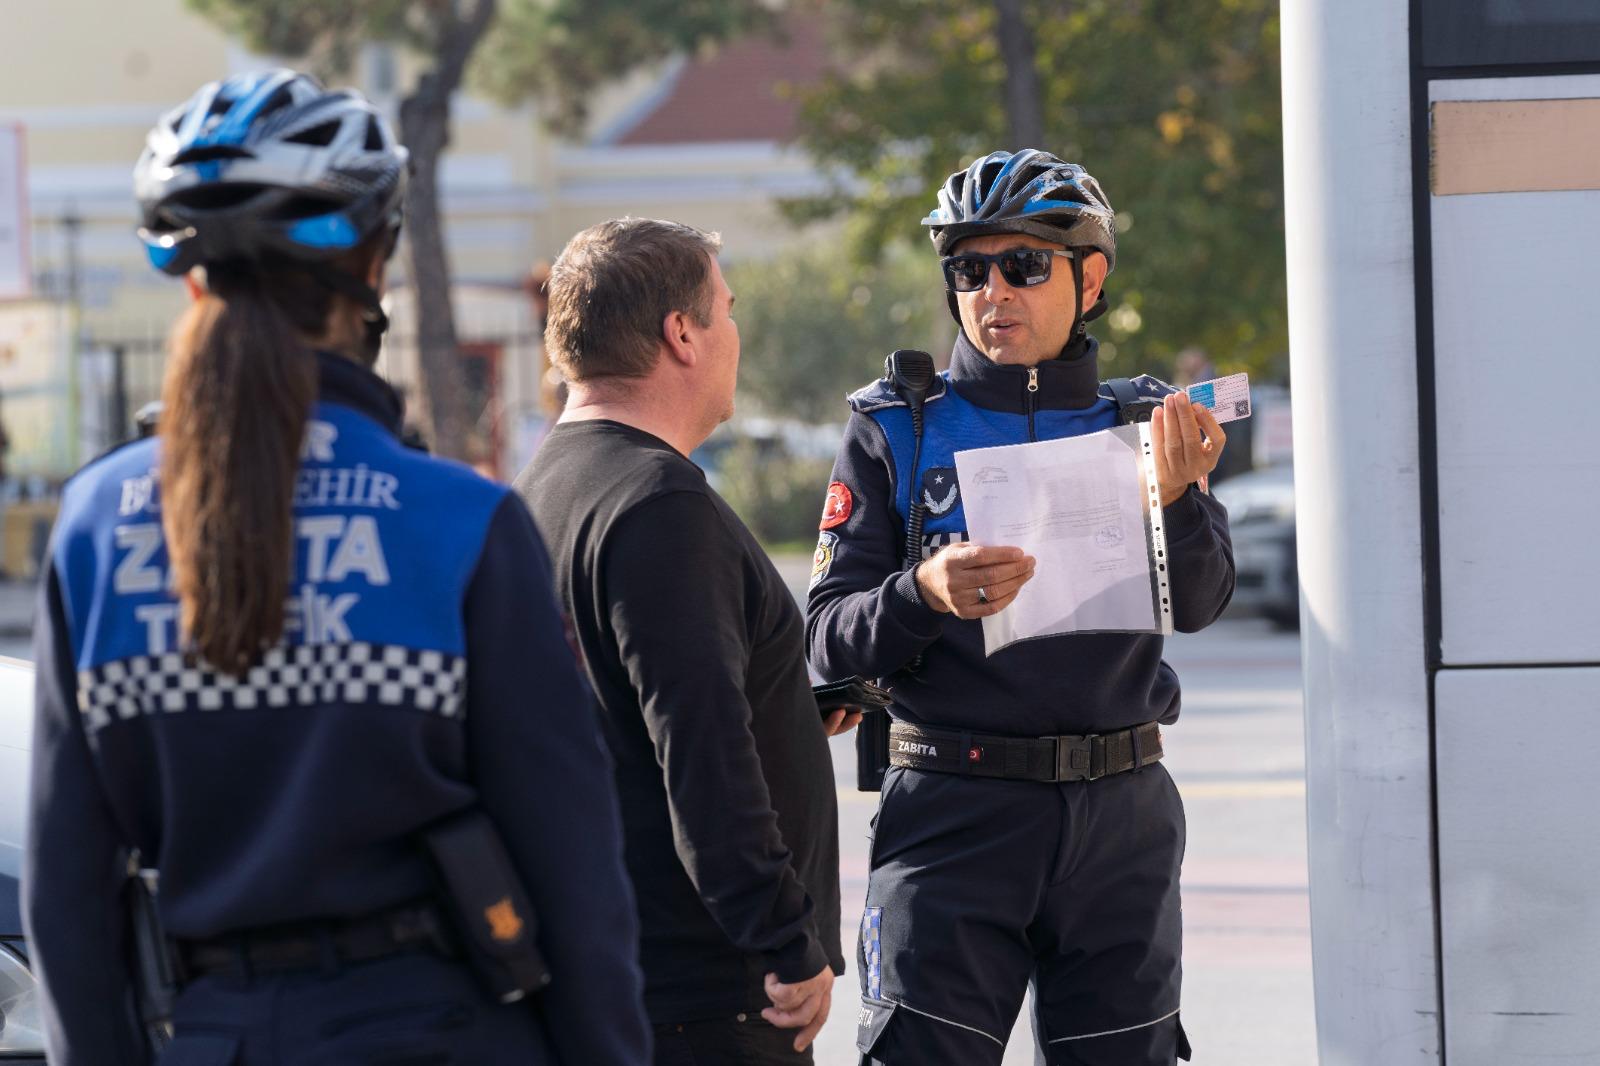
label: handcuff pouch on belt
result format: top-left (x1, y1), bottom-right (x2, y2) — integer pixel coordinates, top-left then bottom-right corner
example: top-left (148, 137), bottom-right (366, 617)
top-left (422, 807), bottom-right (552, 1004)
top-left (124, 854), bottom-right (176, 1054)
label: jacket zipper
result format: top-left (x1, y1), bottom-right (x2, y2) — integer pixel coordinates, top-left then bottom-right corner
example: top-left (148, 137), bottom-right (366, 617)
top-left (1026, 367), bottom-right (1039, 440)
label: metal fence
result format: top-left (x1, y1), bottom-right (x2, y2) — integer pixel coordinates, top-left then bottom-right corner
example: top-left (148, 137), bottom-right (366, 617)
top-left (78, 327), bottom-right (550, 480)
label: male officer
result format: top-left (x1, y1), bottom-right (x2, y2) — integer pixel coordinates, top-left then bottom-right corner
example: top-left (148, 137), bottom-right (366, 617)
top-left (516, 218), bottom-right (848, 1064)
top-left (806, 149), bottom-right (1235, 1065)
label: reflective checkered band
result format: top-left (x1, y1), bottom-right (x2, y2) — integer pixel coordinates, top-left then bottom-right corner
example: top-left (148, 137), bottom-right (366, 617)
top-left (76, 642), bottom-right (468, 733)
top-left (862, 906), bottom-right (884, 999)
top-left (920, 530), bottom-right (969, 560)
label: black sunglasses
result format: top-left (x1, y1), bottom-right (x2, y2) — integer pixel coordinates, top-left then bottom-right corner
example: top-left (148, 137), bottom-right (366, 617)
top-left (941, 248), bottom-right (1076, 292)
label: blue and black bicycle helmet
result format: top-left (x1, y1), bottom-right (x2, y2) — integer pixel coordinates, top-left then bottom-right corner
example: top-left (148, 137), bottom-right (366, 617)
top-left (134, 70), bottom-right (408, 348)
top-left (923, 149), bottom-right (1116, 338)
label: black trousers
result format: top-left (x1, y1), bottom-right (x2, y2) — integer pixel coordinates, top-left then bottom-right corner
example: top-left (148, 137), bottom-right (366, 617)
top-left (855, 764), bottom-right (1192, 1066)
top-left (654, 1014), bottom-right (814, 1066)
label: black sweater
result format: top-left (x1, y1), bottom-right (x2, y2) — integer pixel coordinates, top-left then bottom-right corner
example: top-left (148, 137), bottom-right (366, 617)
top-left (516, 420), bottom-right (844, 1023)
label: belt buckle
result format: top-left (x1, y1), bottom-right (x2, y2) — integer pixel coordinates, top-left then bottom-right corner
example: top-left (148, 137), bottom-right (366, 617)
top-left (1055, 735), bottom-right (1095, 782)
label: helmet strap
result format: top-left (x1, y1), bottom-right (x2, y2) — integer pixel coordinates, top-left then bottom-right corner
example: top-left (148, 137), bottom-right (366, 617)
top-left (1069, 251), bottom-right (1087, 342)
top-left (303, 261), bottom-right (390, 363)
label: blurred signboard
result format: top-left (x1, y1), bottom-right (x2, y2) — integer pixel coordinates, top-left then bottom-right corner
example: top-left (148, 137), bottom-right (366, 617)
top-left (0, 125), bottom-right (28, 300)
top-left (0, 300), bottom-right (74, 479)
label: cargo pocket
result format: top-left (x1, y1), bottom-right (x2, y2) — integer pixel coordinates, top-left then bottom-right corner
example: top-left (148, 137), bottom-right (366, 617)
top-left (156, 1032), bottom-right (241, 1066)
top-left (865, 767), bottom-right (905, 870)
top-left (855, 994), bottom-right (899, 1057)
top-left (1176, 1012), bottom-right (1192, 1061)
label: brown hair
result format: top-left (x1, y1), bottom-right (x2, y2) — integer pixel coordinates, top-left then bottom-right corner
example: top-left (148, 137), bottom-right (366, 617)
top-left (159, 248), bottom-right (377, 674)
top-left (544, 217), bottom-right (722, 383)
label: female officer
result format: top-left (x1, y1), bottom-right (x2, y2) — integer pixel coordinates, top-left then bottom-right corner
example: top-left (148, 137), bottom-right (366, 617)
top-left (22, 70), bottom-right (649, 1066)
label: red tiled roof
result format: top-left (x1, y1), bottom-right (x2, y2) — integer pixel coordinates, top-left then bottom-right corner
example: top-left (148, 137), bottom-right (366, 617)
top-left (613, 17), bottom-right (828, 146)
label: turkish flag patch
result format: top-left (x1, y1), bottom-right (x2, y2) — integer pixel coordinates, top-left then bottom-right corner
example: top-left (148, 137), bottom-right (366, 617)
top-left (820, 482), bottom-right (853, 530)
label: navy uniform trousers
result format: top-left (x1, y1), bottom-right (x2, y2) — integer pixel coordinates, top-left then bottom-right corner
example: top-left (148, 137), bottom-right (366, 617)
top-left (156, 951), bottom-right (556, 1066)
top-left (854, 763), bottom-right (1192, 1065)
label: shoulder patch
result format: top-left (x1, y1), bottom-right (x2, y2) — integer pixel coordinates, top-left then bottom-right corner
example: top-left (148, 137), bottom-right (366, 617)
top-left (820, 482), bottom-right (854, 530)
top-left (845, 373), bottom-right (950, 414)
top-left (809, 531), bottom-right (838, 590)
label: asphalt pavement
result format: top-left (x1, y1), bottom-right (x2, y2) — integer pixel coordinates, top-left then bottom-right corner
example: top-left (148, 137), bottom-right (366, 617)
top-left (0, 579), bottom-right (34, 661)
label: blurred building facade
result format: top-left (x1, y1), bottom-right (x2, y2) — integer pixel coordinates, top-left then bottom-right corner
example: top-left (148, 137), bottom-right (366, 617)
top-left (0, 0), bottom-right (830, 478)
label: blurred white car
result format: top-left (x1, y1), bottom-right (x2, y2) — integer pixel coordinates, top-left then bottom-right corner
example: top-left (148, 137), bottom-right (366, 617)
top-left (1212, 465), bottom-right (1300, 630)
top-left (0, 656), bottom-right (47, 1062)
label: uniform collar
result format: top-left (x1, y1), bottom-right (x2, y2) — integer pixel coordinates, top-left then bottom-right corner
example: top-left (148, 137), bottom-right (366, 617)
top-left (946, 332), bottom-right (1102, 413)
top-left (316, 351), bottom-right (405, 435)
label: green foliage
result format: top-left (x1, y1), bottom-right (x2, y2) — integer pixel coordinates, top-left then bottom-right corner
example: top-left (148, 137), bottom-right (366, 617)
top-left (714, 436), bottom-right (834, 550)
top-left (185, 0), bottom-right (424, 74)
top-left (724, 242), bottom-right (952, 424)
top-left (475, 0), bottom-right (777, 134)
top-left (788, 0), bottom-right (1287, 381)
top-left (186, 0), bottom-right (777, 133)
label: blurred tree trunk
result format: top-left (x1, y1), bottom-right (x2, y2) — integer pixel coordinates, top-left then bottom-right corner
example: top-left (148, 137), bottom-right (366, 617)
top-left (397, 0), bottom-right (496, 460)
top-left (185, 0), bottom-right (774, 453)
top-left (995, 0), bottom-right (1045, 150)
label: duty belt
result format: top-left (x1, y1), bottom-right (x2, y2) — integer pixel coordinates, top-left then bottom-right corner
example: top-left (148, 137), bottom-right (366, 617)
top-left (177, 899), bottom-right (454, 981)
top-left (888, 721), bottom-right (1164, 783)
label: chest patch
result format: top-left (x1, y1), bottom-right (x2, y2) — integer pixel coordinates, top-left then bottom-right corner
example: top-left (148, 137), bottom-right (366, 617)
top-left (921, 467), bottom-right (960, 516)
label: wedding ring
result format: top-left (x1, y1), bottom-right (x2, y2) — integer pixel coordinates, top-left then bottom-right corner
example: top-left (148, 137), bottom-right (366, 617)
top-left (977, 586), bottom-right (990, 604)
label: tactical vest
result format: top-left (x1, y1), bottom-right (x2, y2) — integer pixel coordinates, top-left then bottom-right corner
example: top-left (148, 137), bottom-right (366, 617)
top-left (847, 372), bottom-right (1177, 560)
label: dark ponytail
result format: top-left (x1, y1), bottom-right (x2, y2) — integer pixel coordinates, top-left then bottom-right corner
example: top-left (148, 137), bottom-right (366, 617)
top-left (159, 258), bottom-right (346, 674)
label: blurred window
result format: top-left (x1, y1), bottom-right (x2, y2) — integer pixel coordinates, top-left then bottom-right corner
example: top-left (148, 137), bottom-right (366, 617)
top-left (1421, 1), bottom-right (1600, 67)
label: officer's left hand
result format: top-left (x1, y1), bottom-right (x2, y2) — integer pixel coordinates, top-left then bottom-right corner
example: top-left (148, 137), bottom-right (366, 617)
top-left (823, 708), bottom-right (865, 737)
top-left (1151, 391), bottom-right (1227, 507)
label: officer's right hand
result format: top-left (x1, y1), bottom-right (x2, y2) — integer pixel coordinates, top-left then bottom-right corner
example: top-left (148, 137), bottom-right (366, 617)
top-left (761, 967), bottom-right (834, 1052)
top-left (914, 543), bottom-right (1036, 618)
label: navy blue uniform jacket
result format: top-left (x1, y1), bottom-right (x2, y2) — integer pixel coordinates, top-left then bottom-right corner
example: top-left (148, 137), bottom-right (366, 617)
top-left (806, 335), bottom-right (1235, 737)
top-left (23, 355), bottom-right (649, 1065)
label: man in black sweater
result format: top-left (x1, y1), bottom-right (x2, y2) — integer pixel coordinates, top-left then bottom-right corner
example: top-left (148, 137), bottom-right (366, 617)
top-left (514, 218), bottom-right (848, 1065)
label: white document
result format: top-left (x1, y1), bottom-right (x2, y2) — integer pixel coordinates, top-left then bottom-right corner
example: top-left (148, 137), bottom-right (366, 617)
top-left (953, 423), bottom-right (1173, 654)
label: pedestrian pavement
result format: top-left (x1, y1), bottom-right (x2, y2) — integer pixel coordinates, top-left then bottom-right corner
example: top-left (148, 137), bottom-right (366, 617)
top-left (0, 579), bottom-right (36, 660)
top-left (0, 555), bottom-right (1318, 1062)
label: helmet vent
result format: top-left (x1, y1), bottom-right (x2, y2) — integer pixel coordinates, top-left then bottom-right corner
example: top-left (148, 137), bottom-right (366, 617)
top-left (165, 182), bottom-right (268, 212)
top-left (285, 120), bottom-right (341, 147)
top-left (364, 116), bottom-right (385, 151)
top-left (170, 145), bottom-right (255, 166)
top-left (256, 86), bottom-right (295, 120)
